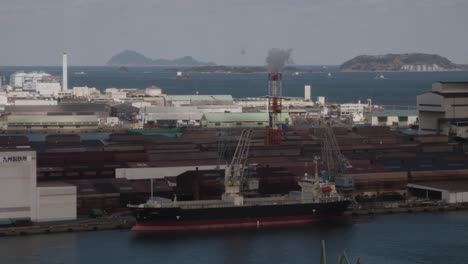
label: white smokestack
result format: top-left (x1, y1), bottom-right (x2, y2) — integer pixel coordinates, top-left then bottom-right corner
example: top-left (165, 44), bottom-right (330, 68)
top-left (62, 52), bottom-right (68, 91)
top-left (304, 85), bottom-right (311, 101)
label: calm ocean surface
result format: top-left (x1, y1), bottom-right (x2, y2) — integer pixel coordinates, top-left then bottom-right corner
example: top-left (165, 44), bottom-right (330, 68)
top-left (1, 66), bottom-right (467, 105)
top-left (1, 212), bottom-right (468, 264)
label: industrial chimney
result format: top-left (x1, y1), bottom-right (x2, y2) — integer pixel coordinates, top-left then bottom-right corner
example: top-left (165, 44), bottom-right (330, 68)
top-left (62, 52), bottom-right (68, 91)
top-left (265, 72), bottom-right (283, 145)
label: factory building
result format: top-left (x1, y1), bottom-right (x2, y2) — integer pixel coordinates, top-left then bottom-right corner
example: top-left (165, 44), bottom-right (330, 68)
top-left (368, 109), bottom-right (418, 127)
top-left (9, 71), bottom-right (52, 88)
top-left (417, 82), bottom-right (468, 138)
top-left (140, 105), bottom-right (242, 127)
top-left (0, 150), bottom-right (76, 222)
top-left (200, 112), bottom-right (291, 128)
top-left (166, 95), bottom-right (234, 107)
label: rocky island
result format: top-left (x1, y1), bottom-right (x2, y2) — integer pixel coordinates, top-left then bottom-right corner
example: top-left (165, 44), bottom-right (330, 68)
top-left (107, 50), bottom-right (216, 67)
top-left (340, 53), bottom-right (459, 72)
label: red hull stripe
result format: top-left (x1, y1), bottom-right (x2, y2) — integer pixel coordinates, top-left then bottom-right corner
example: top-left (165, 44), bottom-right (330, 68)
top-left (132, 215), bottom-right (334, 232)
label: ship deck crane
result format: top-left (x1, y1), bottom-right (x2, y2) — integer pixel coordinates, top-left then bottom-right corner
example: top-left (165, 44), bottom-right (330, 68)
top-left (223, 129), bottom-right (253, 199)
top-left (320, 124), bottom-right (352, 181)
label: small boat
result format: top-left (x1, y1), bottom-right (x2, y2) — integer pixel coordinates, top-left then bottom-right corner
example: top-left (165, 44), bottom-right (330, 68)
top-left (118, 66), bottom-right (129, 73)
top-left (74, 71), bottom-right (86, 75)
top-left (327, 72), bottom-right (332, 78)
top-left (176, 71), bottom-right (189, 79)
top-left (375, 73), bottom-right (385, 79)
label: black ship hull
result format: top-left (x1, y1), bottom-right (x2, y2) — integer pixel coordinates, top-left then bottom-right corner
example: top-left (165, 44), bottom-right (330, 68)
top-left (131, 200), bottom-right (351, 232)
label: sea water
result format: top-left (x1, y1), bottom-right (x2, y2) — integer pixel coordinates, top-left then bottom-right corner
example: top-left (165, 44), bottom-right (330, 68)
top-left (1, 66), bottom-right (467, 106)
top-left (1, 212), bottom-right (468, 264)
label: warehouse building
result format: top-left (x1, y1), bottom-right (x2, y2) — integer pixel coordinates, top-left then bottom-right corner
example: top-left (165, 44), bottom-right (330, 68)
top-left (0, 115), bottom-right (98, 131)
top-left (368, 109), bottom-right (418, 127)
top-left (417, 82), bottom-right (468, 137)
top-left (408, 181), bottom-right (468, 204)
top-left (4, 104), bottom-right (109, 119)
top-left (200, 112), bottom-right (291, 128)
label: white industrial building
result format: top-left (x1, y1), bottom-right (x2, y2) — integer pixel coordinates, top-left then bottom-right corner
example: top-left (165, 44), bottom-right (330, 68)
top-left (9, 71), bottom-right (52, 88)
top-left (417, 82), bottom-right (468, 138)
top-left (105, 88), bottom-right (128, 102)
top-left (368, 109), bottom-right (418, 127)
top-left (73, 86), bottom-right (100, 98)
top-left (339, 101), bottom-right (370, 117)
top-left (23, 81), bottom-right (61, 96)
top-left (0, 150), bottom-right (76, 222)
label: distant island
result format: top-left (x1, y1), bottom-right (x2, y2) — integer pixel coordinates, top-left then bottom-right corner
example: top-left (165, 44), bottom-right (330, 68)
top-left (339, 53), bottom-right (460, 72)
top-left (107, 50), bottom-right (216, 67)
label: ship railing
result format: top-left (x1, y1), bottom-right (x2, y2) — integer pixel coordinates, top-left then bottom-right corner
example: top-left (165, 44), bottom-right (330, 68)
top-left (140, 195), bottom-right (347, 209)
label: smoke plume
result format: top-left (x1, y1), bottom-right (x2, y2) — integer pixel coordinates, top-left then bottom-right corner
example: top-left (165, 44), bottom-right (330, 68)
top-left (266, 48), bottom-right (293, 72)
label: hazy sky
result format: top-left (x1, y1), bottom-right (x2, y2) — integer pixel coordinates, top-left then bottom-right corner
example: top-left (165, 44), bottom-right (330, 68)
top-left (2, 0), bottom-right (468, 66)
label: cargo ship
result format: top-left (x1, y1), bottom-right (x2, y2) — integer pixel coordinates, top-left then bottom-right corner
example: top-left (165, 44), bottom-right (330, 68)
top-left (128, 129), bottom-right (351, 232)
top-left (129, 177), bottom-right (350, 232)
